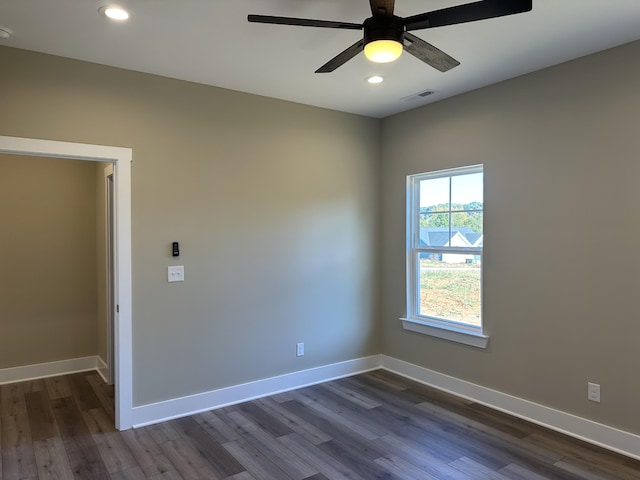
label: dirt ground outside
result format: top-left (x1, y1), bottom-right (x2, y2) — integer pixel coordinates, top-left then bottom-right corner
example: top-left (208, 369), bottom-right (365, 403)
top-left (419, 261), bottom-right (481, 326)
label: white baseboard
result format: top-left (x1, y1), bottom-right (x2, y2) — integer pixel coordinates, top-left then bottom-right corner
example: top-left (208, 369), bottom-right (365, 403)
top-left (97, 356), bottom-right (109, 383)
top-left (380, 355), bottom-right (640, 461)
top-left (126, 353), bottom-right (639, 461)
top-left (0, 356), bottom-right (101, 385)
top-left (131, 355), bottom-right (382, 428)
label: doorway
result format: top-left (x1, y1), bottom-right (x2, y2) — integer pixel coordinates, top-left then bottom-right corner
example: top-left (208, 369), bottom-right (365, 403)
top-left (0, 135), bottom-right (133, 430)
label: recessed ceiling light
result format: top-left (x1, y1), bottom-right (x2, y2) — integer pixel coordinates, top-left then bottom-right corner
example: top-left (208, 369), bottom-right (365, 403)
top-left (99, 6), bottom-right (130, 21)
top-left (367, 75), bottom-right (384, 84)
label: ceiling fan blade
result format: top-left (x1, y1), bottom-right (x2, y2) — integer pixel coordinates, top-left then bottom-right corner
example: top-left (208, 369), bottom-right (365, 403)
top-left (315, 39), bottom-right (365, 73)
top-left (248, 14), bottom-right (362, 30)
top-left (403, 33), bottom-right (460, 72)
top-left (404, 0), bottom-right (532, 31)
top-left (369, 0), bottom-right (395, 16)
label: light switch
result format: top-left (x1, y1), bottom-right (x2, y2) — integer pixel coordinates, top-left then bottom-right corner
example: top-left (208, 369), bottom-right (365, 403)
top-left (168, 266), bottom-right (185, 282)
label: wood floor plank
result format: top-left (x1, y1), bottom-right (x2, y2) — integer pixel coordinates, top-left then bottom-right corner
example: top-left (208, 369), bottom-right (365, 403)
top-left (270, 391), bottom-right (298, 403)
top-left (375, 454), bottom-right (441, 480)
top-left (303, 474), bottom-right (330, 480)
top-left (193, 410), bottom-right (241, 444)
top-left (121, 427), bottom-right (178, 478)
top-left (526, 432), bottom-right (640, 480)
top-left (234, 401), bottom-right (295, 438)
top-left (222, 437), bottom-right (294, 480)
top-left (109, 465), bottom-right (148, 480)
top-left (376, 433), bottom-right (476, 479)
top-left (415, 397), bottom-right (564, 464)
top-left (147, 420), bottom-right (182, 445)
top-left (350, 381), bottom-right (526, 474)
top-left (222, 410), bottom-right (318, 479)
top-left (498, 463), bottom-right (552, 480)
top-left (287, 389), bottom-right (383, 441)
top-left (280, 399), bottom-right (388, 461)
top-left (316, 438), bottom-right (398, 479)
top-left (146, 470), bottom-right (185, 480)
top-left (22, 379), bottom-right (46, 394)
top-left (298, 385), bottom-right (389, 439)
top-left (227, 471), bottom-right (258, 480)
top-left (1, 383), bottom-right (38, 479)
top-left (414, 398), bottom-right (566, 470)
top-left (50, 395), bottom-right (111, 479)
top-left (361, 369), bottom-right (412, 391)
top-left (343, 377), bottom-right (464, 448)
top-left (86, 373), bottom-right (115, 419)
top-left (67, 372), bottom-right (103, 412)
top-left (411, 401), bottom-right (584, 478)
top-left (170, 415), bottom-right (246, 478)
top-left (147, 471), bottom-right (184, 480)
top-left (553, 459), bottom-right (619, 480)
top-left (278, 432), bottom-right (365, 480)
top-left (24, 390), bottom-right (59, 442)
top-left (365, 404), bottom-right (469, 463)
top-left (462, 400), bottom-right (549, 439)
top-left (44, 376), bottom-right (72, 400)
top-left (82, 407), bottom-right (137, 474)
top-left (159, 437), bottom-right (225, 480)
top-left (320, 380), bottom-right (382, 410)
top-left (32, 436), bottom-right (75, 480)
top-left (343, 373), bottom-right (438, 407)
top-left (252, 397), bottom-right (332, 445)
top-left (449, 456), bottom-right (512, 480)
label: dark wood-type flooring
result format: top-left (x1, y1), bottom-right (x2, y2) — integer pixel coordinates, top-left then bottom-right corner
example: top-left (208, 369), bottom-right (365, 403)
top-left (1, 369), bottom-right (639, 479)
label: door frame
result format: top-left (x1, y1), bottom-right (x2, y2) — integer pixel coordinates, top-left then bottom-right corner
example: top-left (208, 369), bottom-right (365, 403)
top-left (0, 135), bottom-right (133, 430)
top-left (104, 163), bottom-right (115, 385)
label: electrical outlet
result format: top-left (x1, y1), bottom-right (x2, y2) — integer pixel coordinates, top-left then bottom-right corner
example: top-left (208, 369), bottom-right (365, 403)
top-left (296, 342), bottom-right (304, 357)
top-left (588, 382), bottom-right (601, 403)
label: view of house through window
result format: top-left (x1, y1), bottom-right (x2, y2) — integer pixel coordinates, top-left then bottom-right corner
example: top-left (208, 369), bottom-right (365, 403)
top-left (408, 165), bottom-right (483, 330)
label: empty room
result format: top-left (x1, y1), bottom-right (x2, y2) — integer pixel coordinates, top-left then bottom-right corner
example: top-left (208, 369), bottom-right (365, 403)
top-left (1, 1), bottom-right (640, 479)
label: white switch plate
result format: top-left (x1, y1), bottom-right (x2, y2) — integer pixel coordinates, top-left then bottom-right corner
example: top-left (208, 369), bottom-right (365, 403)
top-left (588, 382), bottom-right (601, 403)
top-left (168, 266), bottom-right (185, 282)
top-left (296, 342), bottom-right (304, 357)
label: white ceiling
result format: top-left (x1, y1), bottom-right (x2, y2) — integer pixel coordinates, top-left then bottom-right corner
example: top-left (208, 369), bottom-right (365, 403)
top-left (1, 1), bottom-right (639, 118)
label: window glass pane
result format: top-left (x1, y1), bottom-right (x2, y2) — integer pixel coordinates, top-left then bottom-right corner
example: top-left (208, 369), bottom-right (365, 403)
top-left (418, 253), bottom-right (481, 326)
top-left (420, 177), bottom-right (449, 211)
top-left (451, 173), bottom-right (483, 209)
top-left (420, 212), bottom-right (449, 229)
top-left (451, 211), bottom-right (483, 239)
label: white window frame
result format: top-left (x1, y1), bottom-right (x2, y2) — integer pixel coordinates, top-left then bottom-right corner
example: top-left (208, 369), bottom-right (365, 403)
top-left (401, 164), bottom-right (489, 348)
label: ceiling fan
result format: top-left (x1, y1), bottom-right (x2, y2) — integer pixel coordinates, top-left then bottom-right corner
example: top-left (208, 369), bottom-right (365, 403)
top-left (248, 0), bottom-right (532, 73)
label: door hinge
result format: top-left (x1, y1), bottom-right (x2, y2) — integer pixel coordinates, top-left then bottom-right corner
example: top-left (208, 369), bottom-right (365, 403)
top-left (117, 305), bottom-right (120, 313)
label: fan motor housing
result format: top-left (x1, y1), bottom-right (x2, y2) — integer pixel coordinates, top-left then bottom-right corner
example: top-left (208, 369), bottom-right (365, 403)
top-left (363, 15), bottom-right (405, 47)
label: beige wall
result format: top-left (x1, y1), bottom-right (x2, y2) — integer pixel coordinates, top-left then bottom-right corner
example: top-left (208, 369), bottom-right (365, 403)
top-left (381, 40), bottom-right (640, 435)
top-left (0, 154), bottom-right (98, 368)
top-left (0, 46), bottom-right (381, 405)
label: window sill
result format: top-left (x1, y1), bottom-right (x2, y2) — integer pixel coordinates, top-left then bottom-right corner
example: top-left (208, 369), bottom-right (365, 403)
top-left (400, 317), bottom-right (489, 349)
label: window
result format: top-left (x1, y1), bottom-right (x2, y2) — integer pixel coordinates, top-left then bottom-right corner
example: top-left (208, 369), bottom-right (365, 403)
top-left (402, 165), bottom-right (488, 348)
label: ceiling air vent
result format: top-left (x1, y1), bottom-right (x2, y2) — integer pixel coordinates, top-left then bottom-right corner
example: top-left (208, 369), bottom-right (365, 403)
top-left (402, 89), bottom-right (438, 102)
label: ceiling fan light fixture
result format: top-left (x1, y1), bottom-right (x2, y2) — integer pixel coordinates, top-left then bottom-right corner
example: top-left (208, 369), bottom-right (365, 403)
top-left (249, 0), bottom-right (532, 73)
top-left (364, 39), bottom-right (403, 63)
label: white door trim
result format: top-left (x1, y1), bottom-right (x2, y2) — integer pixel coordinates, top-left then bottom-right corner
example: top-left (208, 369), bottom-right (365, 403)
top-left (104, 163), bottom-right (115, 385)
top-left (0, 135), bottom-right (133, 430)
